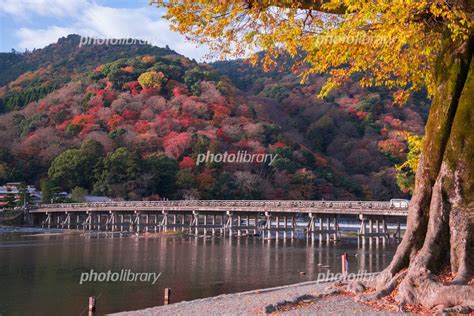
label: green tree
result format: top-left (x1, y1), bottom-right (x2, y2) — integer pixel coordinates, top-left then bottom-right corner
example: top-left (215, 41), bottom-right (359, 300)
top-left (142, 155), bottom-right (178, 197)
top-left (40, 178), bottom-right (60, 204)
top-left (48, 140), bottom-right (104, 192)
top-left (306, 115), bottom-right (336, 152)
top-left (93, 147), bottom-right (140, 198)
top-left (71, 187), bottom-right (87, 202)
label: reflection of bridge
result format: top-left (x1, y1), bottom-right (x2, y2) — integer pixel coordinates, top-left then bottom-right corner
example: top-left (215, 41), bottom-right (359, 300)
top-left (29, 200), bottom-right (408, 245)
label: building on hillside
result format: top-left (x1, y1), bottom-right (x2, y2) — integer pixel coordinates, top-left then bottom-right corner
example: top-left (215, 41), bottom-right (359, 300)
top-left (0, 183), bottom-right (42, 210)
top-left (84, 195), bottom-right (113, 203)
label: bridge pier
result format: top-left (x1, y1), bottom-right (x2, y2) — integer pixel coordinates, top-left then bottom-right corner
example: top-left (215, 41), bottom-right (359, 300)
top-left (227, 211), bottom-right (233, 237)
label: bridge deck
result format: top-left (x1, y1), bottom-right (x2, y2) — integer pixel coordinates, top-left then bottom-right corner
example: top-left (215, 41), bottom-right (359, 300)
top-left (29, 200), bottom-right (408, 217)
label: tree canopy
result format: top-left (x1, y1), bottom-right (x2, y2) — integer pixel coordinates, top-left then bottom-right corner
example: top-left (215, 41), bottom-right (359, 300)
top-left (153, 0), bottom-right (472, 102)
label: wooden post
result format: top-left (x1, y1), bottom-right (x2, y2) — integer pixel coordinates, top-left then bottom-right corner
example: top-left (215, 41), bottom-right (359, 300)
top-left (88, 296), bottom-right (96, 312)
top-left (164, 288), bottom-right (171, 305)
top-left (341, 253), bottom-right (349, 276)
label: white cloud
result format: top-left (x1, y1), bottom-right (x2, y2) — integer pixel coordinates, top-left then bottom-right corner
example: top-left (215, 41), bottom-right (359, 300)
top-left (17, 26), bottom-right (77, 49)
top-left (0, 0), bottom-right (88, 19)
top-left (9, 1), bottom-right (210, 60)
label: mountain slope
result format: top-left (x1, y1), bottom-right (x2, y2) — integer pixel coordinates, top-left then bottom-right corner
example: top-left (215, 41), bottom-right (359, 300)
top-left (0, 36), bottom-right (429, 201)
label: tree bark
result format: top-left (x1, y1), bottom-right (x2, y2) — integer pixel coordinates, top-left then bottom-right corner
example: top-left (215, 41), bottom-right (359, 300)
top-left (353, 35), bottom-right (474, 311)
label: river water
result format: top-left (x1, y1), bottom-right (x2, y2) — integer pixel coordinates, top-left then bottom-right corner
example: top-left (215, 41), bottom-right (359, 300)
top-left (0, 228), bottom-right (397, 315)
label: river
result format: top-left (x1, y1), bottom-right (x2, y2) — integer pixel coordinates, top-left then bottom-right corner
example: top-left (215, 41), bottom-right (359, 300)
top-left (0, 227), bottom-right (397, 315)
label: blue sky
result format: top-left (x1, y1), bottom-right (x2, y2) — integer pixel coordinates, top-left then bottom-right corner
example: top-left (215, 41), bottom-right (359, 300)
top-left (0, 0), bottom-right (209, 60)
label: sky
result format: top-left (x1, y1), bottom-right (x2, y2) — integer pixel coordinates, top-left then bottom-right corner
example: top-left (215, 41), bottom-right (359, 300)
top-left (0, 0), bottom-right (210, 60)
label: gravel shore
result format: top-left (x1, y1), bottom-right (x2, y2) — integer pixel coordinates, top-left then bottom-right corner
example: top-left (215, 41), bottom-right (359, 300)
top-left (110, 278), bottom-right (406, 316)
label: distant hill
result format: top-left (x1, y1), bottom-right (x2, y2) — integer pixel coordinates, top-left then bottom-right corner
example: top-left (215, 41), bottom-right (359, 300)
top-left (0, 35), bottom-right (429, 201)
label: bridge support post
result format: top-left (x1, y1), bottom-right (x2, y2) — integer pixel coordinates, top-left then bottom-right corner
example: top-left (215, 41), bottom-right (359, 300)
top-left (375, 219), bottom-right (380, 245)
top-left (119, 215), bottom-right (123, 232)
top-left (264, 212), bottom-right (271, 239)
top-left (85, 213), bottom-right (92, 230)
top-left (138, 212), bottom-right (142, 233)
top-left (368, 219), bottom-right (373, 245)
top-left (319, 217), bottom-right (323, 242)
top-left (395, 219), bottom-right (401, 241)
top-left (333, 216), bottom-right (339, 241)
top-left (95, 214), bottom-right (99, 231)
top-left (161, 211), bottom-right (169, 232)
top-left (180, 214), bottom-right (185, 232)
top-left (110, 213), bottom-right (115, 232)
top-left (253, 215), bottom-right (258, 235)
top-left (211, 215), bottom-right (216, 235)
top-left (220, 214), bottom-right (225, 236)
top-left (291, 215), bottom-right (296, 239)
top-left (237, 215), bottom-right (241, 236)
top-left (358, 215), bottom-right (366, 246)
top-left (326, 217), bottom-right (330, 243)
top-left (226, 211), bottom-right (233, 237)
top-left (245, 215), bottom-right (249, 235)
top-left (307, 213), bottom-right (315, 241)
top-left (127, 214), bottom-right (132, 232)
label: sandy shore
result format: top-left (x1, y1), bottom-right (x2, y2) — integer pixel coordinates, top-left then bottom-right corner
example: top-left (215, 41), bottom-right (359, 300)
top-left (110, 278), bottom-right (407, 316)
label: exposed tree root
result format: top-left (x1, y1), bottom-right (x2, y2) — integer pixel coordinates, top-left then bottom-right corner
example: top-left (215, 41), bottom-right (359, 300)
top-left (396, 268), bottom-right (474, 310)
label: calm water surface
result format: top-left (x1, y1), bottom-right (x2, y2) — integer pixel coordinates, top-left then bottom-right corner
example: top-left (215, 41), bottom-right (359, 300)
top-left (0, 228), bottom-right (396, 315)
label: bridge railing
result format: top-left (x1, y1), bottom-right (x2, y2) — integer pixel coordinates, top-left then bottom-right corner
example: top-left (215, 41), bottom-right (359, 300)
top-left (31, 200), bottom-right (407, 211)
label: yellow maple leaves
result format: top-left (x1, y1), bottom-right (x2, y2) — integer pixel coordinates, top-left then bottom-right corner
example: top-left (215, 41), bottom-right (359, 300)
top-left (151, 0), bottom-right (472, 100)
top-left (137, 71), bottom-right (166, 89)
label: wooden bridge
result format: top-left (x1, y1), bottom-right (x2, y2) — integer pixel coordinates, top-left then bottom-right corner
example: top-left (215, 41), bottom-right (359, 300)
top-left (28, 200), bottom-right (408, 245)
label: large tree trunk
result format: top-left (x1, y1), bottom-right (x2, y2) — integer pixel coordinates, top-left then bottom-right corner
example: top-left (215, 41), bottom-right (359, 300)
top-left (352, 35), bottom-right (474, 312)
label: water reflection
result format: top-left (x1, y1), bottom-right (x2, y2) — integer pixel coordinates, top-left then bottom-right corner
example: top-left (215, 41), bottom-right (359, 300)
top-left (0, 233), bottom-right (397, 316)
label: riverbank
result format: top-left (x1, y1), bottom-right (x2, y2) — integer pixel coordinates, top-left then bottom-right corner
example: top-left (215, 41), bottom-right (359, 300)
top-left (0, 210), bottom-right (24, 225)
top-left (110, 278), bottom-right (407, 316)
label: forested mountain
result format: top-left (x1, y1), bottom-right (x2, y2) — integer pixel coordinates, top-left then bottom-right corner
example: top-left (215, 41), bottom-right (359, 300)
top-left (0, 35), bottom-right (429, 201)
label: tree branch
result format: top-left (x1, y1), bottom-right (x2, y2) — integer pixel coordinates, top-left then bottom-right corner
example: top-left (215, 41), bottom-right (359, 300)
top-left (245, 0), bottom-right (346, 15)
